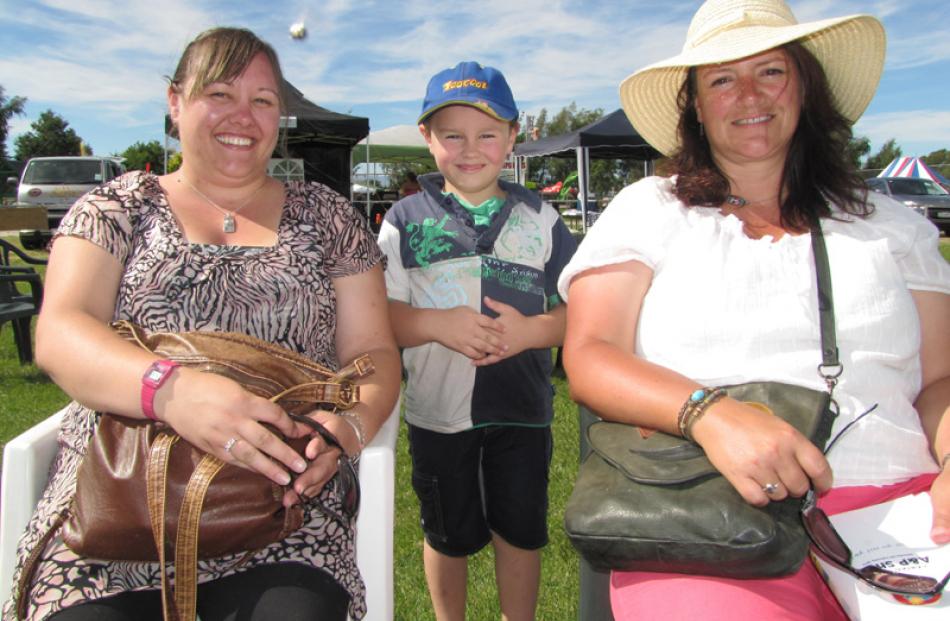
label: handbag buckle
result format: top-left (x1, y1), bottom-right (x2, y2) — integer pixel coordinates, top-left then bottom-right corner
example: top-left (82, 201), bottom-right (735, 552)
top-left (817, 363), bottom-right (843, 393)
top-left (335, 381), bottom-right (359, 410)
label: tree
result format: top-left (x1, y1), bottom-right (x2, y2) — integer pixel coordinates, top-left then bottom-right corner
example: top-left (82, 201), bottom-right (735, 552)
top-left (922, 149), bottom-right (950, 165)
top-left (845, 135), bottom-right (871, 170)
top-left (0, 85), bottom-right (26, 161)
top-left (922, 149), bottom-right (950, 181)
top-left (120, 140), bottom-right (167, 174)
top-left (14, 110), bottom-right (85, 161)
top-left (167, 151), bottom-right (183, 173)
top-left (863, 138), bottom-right (901, 172)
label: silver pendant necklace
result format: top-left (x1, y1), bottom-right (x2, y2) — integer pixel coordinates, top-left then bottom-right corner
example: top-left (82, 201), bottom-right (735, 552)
top-left (725, 193), bottom-right (779, 208)
top-left (178, 174), bottom-right (266, 233)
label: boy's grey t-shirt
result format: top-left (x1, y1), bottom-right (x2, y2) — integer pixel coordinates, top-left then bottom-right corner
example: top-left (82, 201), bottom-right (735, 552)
top-left (377, 173), bottom-right (577, 433)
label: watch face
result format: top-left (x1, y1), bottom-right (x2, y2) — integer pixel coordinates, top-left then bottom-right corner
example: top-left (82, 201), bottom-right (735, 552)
top-left (146, 367), bottom-right (165, 383)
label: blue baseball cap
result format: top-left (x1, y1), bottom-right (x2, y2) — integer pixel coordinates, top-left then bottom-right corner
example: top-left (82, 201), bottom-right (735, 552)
top-left (417, 61), bottom-right (518, 124)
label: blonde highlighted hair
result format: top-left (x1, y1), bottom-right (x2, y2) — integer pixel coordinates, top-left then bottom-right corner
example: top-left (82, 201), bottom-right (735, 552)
top-left (169, 27), bottom-right (286, 109)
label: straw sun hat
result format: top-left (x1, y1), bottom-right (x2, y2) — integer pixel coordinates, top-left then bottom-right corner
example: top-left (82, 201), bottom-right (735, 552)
top-left (620, 0), bottom-right (886, 156)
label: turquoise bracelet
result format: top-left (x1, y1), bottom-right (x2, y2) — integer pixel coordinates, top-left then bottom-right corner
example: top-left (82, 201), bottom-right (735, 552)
top-left (677, 387), bottom-right (726, 442)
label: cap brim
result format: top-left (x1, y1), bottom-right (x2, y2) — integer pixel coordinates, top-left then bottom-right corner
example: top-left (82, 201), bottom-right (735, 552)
top-left (418, 98), bottom-right (518, 124)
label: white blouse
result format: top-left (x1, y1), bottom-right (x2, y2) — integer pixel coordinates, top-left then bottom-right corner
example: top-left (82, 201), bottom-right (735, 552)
top-left (559, 176), bottom-right (950, 486)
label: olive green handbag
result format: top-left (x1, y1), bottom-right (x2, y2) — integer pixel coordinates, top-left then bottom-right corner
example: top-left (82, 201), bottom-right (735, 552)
top-left (563, 223), bottom-right (841, 578)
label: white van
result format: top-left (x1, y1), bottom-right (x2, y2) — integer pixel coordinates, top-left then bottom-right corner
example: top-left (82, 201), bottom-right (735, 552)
top-left (10, 156), bottom-right (125, 228)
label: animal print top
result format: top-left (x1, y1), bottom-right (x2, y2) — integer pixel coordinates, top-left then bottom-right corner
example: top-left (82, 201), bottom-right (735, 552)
top-left (3, 171), bottom-right (382, 621)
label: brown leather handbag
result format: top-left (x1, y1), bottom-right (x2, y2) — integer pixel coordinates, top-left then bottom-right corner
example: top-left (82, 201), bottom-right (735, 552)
top-left (17, 321), bottom-right (372, 621)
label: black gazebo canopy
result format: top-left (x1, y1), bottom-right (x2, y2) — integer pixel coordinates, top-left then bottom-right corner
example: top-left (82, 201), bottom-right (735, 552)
top-left (514, 108), bottom-right (659, 161)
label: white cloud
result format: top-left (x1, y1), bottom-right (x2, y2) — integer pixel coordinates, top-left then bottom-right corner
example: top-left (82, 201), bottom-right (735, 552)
top-left (886, 30), bottom-right (950, 70)
top-left (3, 0), bottom-right (949, 156)
top-left (855, 109), bottom-right (950, 154)
top-left (6, 116), bottom-right (33, 148)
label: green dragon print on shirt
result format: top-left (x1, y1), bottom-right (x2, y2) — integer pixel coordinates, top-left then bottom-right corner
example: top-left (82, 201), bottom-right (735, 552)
top-left (496, 211), bottom-right (543, 261)
top-left (406, 215), bottom-right (459, 267)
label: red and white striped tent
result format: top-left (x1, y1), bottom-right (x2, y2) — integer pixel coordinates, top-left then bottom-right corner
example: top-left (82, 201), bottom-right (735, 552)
top-left (878, 156), bottom-right (950, 185)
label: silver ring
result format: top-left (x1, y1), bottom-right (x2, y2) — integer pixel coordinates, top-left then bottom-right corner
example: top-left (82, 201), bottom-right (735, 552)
top-left (762, 482), bottom-right (780, 495)
top-left (224, 437), bottom-right (237, 453)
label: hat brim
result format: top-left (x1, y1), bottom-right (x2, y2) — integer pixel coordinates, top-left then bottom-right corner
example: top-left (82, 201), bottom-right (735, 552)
top-left (620, 14), bottom-right (886, 156)
top-left (417, 98), bottom-right (518, 124)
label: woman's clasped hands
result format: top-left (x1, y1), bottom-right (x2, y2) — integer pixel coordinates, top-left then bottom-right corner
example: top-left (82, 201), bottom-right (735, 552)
top-left (151, 366), bottom-right (358, 508)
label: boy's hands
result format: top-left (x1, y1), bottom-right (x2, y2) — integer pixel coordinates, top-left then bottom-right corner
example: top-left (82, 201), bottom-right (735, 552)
top-left (397, 297), bottom-right (565, 366)
top-left (433, 305), bottom-right (508, 360)
top-left (472, 297), bottom-right (535, 366)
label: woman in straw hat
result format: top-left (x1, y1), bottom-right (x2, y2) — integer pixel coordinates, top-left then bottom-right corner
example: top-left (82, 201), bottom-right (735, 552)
top-left (558, 0), bottom-right (950, 618)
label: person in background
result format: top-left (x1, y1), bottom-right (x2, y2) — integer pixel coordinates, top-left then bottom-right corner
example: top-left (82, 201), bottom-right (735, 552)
top-left (377, 61), bottom-right (576, 621)
top-left (399, 171), bottom-right (421, 197)
top-left (5, 27), bottom-right (399, 621)
top-left (559, 0), bottom-right (950, 619)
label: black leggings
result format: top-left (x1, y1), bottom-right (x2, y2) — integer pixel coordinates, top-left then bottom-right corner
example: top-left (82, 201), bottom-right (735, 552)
top-left (46, 562), bottom-right (350, 621)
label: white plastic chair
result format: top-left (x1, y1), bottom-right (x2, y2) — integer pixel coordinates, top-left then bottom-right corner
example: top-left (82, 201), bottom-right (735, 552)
top-left (355, 399), bottom-right (399, 621)
top-left (0, 410), bottom-right (63, 596)
top-left (0, 401), bottom-right (399, 621)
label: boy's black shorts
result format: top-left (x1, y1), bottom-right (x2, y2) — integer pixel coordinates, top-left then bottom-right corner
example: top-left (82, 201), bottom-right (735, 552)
top-left (407, 423), bottom-right (552, 557)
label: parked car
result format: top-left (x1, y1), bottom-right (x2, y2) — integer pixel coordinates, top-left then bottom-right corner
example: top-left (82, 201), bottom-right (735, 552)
top-left (7, 156), bottom-right (125, 229)
top-left (866, 176), bottom-right (950, 235)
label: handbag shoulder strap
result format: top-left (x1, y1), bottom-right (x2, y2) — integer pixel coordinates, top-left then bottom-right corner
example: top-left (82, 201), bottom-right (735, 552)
top-left (809, 222), bottom-right (842, 392)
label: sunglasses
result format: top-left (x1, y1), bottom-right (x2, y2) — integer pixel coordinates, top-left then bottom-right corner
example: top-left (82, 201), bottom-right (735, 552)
top-left (802, 488), bottom-right (950, 597)
top-left (290, 414), bottom-right (361, 523)
top-left (800, 404), bottom-right (949, 597)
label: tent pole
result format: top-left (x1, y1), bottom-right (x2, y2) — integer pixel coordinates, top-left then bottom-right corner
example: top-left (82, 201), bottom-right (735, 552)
top-left (366, 134), bottom-right (372, 219)
top-left (577, 147), bottom-right (590, 233)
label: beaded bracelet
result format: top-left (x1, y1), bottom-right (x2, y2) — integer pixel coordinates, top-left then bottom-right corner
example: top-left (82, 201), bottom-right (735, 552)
top-left (683, 390), bottom-right (726, 441)
top-left (676, 389), bottom-right (705, 436)
top-left (677, 387), bottom-right (726, 442)
top-left (336, 411), bottom-right (365, 453)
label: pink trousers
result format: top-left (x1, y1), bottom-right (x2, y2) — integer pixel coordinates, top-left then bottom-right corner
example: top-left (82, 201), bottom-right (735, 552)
top-left (609, 473), bottom-right (938, 620)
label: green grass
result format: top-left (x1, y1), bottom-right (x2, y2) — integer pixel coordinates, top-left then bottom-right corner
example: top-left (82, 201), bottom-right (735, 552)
top-left (392, 375), bottom-right (580, 621)
top-left (0, 333), bottom-right (68, 455)
top-left (0, 238), bottom-right (69, 456)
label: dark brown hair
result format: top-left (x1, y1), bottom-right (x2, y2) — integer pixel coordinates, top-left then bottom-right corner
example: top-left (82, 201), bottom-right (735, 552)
top-left (167, 27), bottom-right (288, 154)
top-left (670, 42), bottom-right (870, 231)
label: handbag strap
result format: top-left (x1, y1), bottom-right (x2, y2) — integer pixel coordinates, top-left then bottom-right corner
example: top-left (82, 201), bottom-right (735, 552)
top-left (809, 222), bottom-right (842, 392)
top-left (145, 391), bottom-right (365, 621)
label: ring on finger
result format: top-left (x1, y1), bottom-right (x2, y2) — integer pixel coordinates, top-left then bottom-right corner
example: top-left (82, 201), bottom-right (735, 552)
top-left (224, 437), bottom-right (238, 453)
top-left (761, 482), bottom-right (780, 495)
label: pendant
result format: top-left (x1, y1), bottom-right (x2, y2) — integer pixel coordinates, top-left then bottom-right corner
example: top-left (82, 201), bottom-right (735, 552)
top-left (223, 213), bottom-right (236, 233)
top-left (725, 194), bottom-right (748, 208)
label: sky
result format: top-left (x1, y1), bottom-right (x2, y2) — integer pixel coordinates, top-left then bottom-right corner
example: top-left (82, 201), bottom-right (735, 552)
top-left (2, 0), bottom-right (949, 164)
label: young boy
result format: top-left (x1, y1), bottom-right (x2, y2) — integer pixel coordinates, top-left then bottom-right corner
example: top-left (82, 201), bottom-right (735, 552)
top-left (377, 61), bottom-right (577, 621)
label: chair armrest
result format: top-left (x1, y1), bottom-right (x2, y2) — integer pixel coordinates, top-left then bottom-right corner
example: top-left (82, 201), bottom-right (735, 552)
top-left (0, 239), bottom-right (48, 266)
top-left (0, 411), bottom-right (64, 596)
top-left (0, 269), bottom-right (43, 307)
top-left (354, 397), bottom-right (399, 621)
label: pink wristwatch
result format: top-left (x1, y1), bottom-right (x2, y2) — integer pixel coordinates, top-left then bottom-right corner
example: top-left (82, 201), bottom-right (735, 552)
top-left (141, 359), bottom-right (180, 421)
